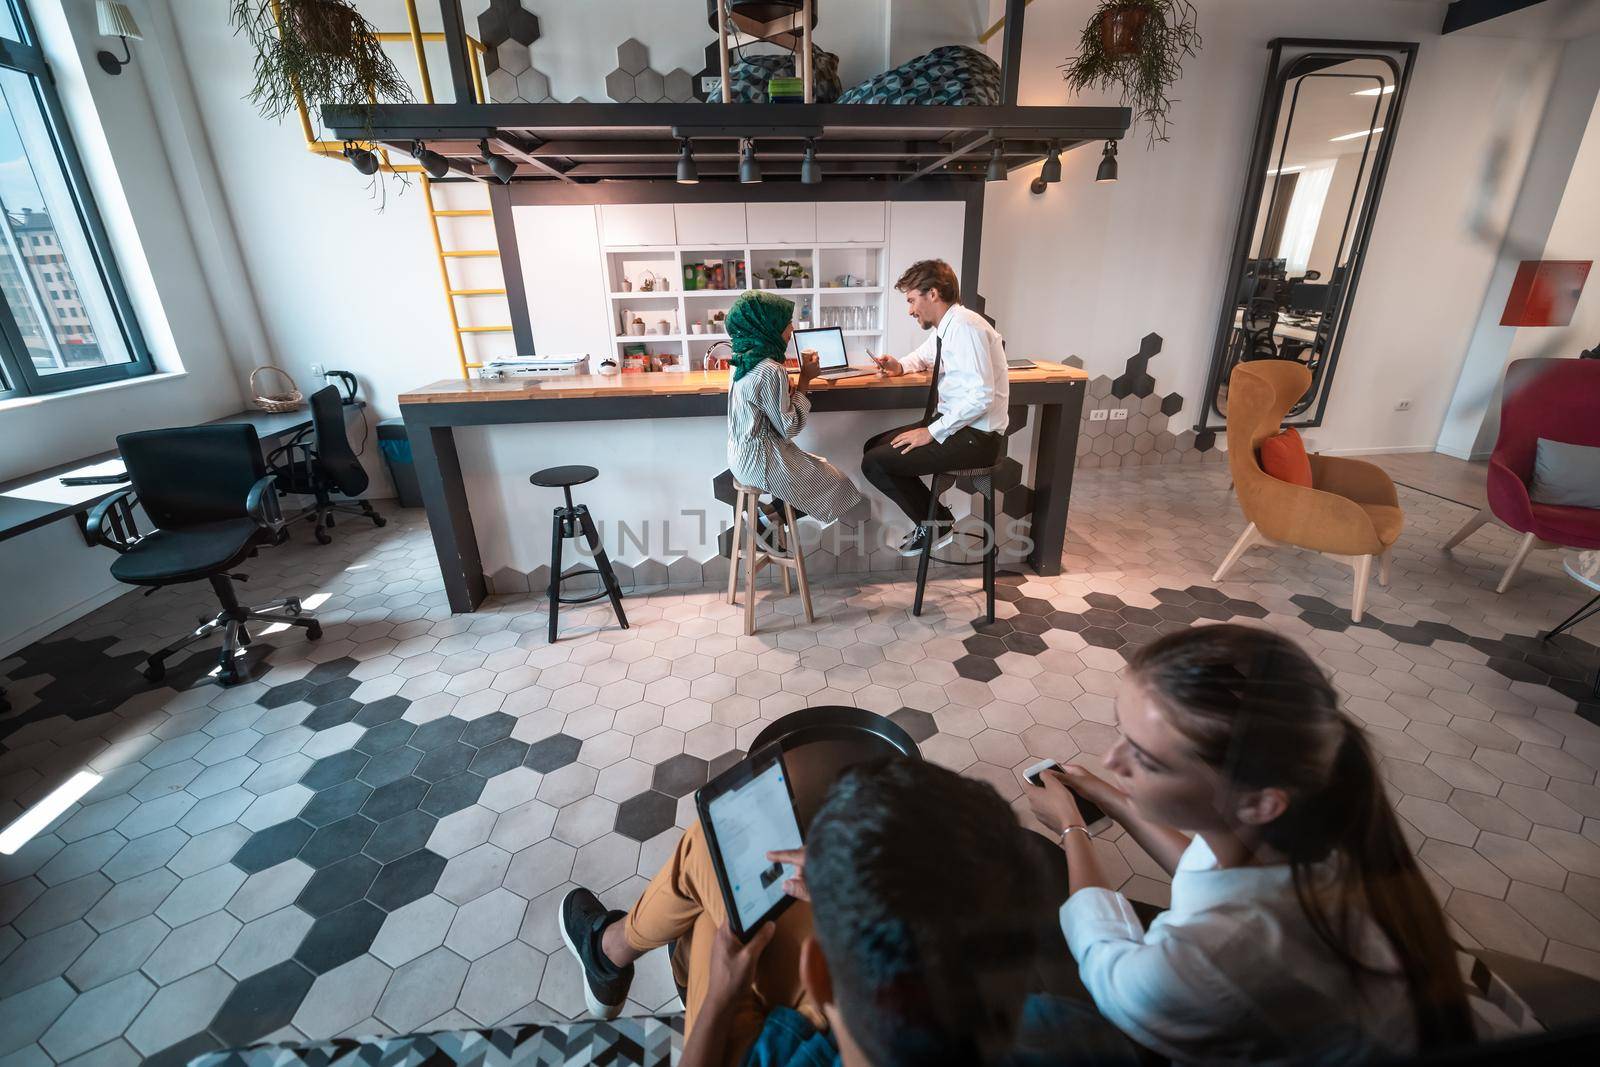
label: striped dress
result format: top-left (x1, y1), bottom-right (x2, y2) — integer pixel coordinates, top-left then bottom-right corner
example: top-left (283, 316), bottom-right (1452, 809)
top-left (727, 360), bottom-right (866, 524)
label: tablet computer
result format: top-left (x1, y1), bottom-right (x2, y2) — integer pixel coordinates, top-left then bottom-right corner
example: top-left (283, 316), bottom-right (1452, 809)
top-left (694, 745), bottom-right (805, 941)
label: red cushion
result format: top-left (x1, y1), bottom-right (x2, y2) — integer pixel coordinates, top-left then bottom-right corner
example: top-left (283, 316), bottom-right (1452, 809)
top-left (1260, 428), bottom-right (1313, 487)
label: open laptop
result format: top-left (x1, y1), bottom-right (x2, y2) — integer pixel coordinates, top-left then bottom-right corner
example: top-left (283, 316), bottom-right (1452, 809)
top-left (792, 326), bottom-right (871, 381)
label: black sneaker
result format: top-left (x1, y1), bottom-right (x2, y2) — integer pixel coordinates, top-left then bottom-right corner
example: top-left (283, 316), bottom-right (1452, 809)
top-left (560, 888), bottom-right (633, 1018)
top-left (897, 527), bottom-right (930, 556)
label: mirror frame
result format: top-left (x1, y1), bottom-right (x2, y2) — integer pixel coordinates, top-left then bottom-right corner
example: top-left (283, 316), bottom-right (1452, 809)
top-left (1196, 38), bottom-right (1418, 433)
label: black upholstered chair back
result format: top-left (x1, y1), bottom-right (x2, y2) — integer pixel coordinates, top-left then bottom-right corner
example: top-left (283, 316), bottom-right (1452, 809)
top-left (117, 424), bottom-right (265, 529)
top-left (309, 386), bottom-right (369, 498)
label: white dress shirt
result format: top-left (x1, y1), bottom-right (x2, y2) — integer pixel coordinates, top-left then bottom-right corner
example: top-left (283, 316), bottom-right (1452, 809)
top-left (1061, 835), bottom-right (1417, 1065)
top-left (899, 304), bottom-right (1009, 442)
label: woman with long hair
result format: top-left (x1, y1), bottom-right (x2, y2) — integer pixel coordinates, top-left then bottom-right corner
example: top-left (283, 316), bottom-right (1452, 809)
top-left (1025, 623), bottom-right (1474, 1062)
top-left (723, 290), bottom-right (865, 524)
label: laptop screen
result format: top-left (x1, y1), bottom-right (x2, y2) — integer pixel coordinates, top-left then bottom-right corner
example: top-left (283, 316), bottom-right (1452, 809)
top-left (792, 326), bottom-right (849, 370)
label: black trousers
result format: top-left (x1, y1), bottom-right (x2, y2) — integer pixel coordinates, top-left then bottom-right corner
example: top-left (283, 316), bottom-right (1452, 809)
top-left (861, 421), bottom-right (1004, 525)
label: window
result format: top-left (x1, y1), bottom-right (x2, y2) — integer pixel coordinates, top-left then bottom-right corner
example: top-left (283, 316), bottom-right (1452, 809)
top-left (0, 1), bottom-right (149, 399)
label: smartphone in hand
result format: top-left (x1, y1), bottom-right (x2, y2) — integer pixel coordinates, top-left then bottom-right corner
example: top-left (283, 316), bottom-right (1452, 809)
top-left (1023, 759), bottom-right (1112, 833)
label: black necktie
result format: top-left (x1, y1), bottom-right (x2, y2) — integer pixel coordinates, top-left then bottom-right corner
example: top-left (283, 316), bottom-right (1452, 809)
top-left (923, 336), bottom-right (942, 423)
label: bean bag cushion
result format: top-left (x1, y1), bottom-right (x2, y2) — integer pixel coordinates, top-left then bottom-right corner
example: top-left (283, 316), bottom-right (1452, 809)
top-left (837, 45), bottom-right (1001, 106)
top-left (715, 48), bottom-right (841, 103)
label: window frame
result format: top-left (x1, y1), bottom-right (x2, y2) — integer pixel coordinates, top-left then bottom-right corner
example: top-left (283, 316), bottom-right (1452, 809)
top-left (0, 0), bottom-right (152, 400)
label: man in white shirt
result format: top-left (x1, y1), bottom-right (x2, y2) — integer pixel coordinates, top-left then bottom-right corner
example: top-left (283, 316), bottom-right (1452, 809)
top-left (863, 259), bottom-right (1010, 555)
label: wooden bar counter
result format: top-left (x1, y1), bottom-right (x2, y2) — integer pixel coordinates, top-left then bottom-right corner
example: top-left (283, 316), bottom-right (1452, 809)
top-left (400, 363), bottom-right (1086, 612)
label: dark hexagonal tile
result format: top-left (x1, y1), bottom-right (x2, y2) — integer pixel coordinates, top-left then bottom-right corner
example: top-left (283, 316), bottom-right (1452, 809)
top-left (652, 753), bottom-right (709, 798)
top-left (1084, 591), bottom-right (1122, 609)
top-left (461, 713), bottom-right (516, 749)
top-left (1118, 606), bottom-right (1163, 627)
top-left (1009, 614), bottom-right (1051, 636)
top-left (302, 749), bottom-right (368, 790)
top-left (305, 658), bottom-right (359, 685)
top-left (366, 849), bottom-right (447, 911)
top-left (411, 717), bottom-right (468, 751)
top-left (1081, 627), bottom-right (1126, 650)
top-left (615, 791), bottom-right (677, 843)
top-left (419, 771), bottom-right (487, 818)
top-left (363, 776), bottom-right (429, 822)
top-left (1109, 376), bottom-right (1134, 400)
top-left (1129, 373), bottom-right (1156, 399)
top-left (971, 616), bottom-right (1013, 637)
top-left (962, 635), bottom-right (1007, 659)
top-left (1002, 632), bottom-right (1048, 656)
top-left (303, 698), bottom-right (363, 732)
top-left (1116, 624), bottom-right (1162, 650)
top-left (209, 959), bottom-right (314, 1047)
top-left (1154, 603), bottom-right (1198, 624)
top-left (888, 707), bottom-right (936, 744)
top-left (232, 819), bottom-right (314, 874)
top-left (297, 854), bottom-right (380, 916)
top-left (1045, 610), bottom-right (1088, 632)
top-left (477, 6), bottom-right (508, 46)
top-left (1223, 599), bottom-right (1270, 620)
top-left (354, 696), bottom-right (409, 728)
top-left (994, 584), bottom-right (1025, 603)
top-left (1081, 609), bottom-right (1124, 630)
top-left (524, 733), bottom-right (582, 773)
top-left (258, 679), bottom-right (314, 709)
top-left (1160, 392), bottom-right (1184, 417)
top-left (355, 720), bottom-right (416, 755)
top-left (358, 746), bottom-right (423, 788)
top-left (299, 779), bottom-right (373, 828)
top-left (363, 809), bottom-right (437, 864)
top-left (307, 677), bottom-right (360, 707)
top-left (506, 10), bottom-right (541, 47)
top-left (954, 655), bottom-right (1002, 682)
top-left (293, 899), bottom-right (385, 974)
top-left (708, 750), bottom-right (744, 778)
top-left (470, 737), bottom-right (530, 777)
top-left (300, 815), bottom-right (378, 868)
top-left (416, 742), bottom-right (475, 783)
top-left (1153, 588), bottom-right (1195, 606)
top-left (1012, 597), bottom-right (1053, 617)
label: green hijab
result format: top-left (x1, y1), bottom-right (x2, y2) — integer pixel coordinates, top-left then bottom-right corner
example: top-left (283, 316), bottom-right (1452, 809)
top-left (726, 290), bottom-right (794, 382)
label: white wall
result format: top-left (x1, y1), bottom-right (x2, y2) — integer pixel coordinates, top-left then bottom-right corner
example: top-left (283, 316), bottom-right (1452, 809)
top-left (978, 0), bottom-right (1567, 456)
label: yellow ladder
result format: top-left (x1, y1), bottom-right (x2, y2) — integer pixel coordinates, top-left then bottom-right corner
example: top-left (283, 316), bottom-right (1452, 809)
top-left (421, 179), bottom-right (513, 377)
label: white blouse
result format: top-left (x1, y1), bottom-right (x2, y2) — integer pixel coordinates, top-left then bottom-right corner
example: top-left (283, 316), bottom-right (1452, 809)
top-left (1061, 836), bottom-right (1418, 1065)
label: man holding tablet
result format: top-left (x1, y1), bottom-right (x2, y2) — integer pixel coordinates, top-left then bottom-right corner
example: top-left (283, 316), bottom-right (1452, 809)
top-left (560, 757), bottom-right (1072, 1067)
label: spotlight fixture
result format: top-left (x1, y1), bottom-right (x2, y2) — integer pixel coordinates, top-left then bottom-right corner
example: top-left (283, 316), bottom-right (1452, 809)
top-left (480, 139), bottom-right (516, 184)
top-left (985, 141), bottom-right (1007, 183)
top-left (95, 0), bottom-right (142, 76)
top-left (412, 141), bottom-right (449, 179)
top-left (739, 139), bottom-right (762, 184)
top-left (343, 142), bottom-right (379, 176)
top-left (800, 139), bottom-right (821, 184)
top-left (676, 139), bottom-right (698, 185)
top-left (1040, 140), bottom-right (1062, 184)
top-left (1096, 139), bottom-right (1119, 184)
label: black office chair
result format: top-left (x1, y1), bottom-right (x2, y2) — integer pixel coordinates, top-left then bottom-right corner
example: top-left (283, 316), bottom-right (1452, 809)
top-left (268, 385), bottom-right (385, 544)
top-left (88, 424), bottom-right (321, 686)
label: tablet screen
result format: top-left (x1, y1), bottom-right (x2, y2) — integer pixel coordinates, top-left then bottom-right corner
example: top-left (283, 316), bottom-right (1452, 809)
top-left (703, 752), bottom-right (804, 933)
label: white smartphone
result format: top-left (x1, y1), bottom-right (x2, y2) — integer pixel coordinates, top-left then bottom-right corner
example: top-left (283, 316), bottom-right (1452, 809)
top-left (1023, 759), bottom-right (1112, 834)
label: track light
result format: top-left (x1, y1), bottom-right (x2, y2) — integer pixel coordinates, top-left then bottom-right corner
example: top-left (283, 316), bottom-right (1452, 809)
top-left (986, 141), bottom-right (1007, 182)
top-left (676, 140), bottom-right (698, 185)
top-left (412, 141), bottom-right (449, 179)
top-left (800, 139), bottom-right (820, 184)
top-left (343, 142), bottom-right (378, 176)
top-left (1040, 140), bottom-right (1062, 184)
top-left (739, 139), bottom-right (762, 184)
top-left (1096, 140), bottom-right (1119, 184)
top-left (480, 139), bottom-right (515, 184)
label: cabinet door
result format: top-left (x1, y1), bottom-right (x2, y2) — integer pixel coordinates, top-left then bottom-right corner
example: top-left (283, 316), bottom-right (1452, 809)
top-left (817, 202), bottom-right (886, 243)
top-left (746, 202), bottom-right (817, 244)
top-left (598, 203), bottom-right (677, 246)
top-left (674, 202), bottom-right (747, 245)
top-left (513, 205), bottom-right (612, 358)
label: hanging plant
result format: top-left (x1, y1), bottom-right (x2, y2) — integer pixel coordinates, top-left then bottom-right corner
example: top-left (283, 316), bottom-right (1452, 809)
top-left (230, 0), bottom-right (412, 122)
top-left (1062, 0), bottom-right (1201, 148)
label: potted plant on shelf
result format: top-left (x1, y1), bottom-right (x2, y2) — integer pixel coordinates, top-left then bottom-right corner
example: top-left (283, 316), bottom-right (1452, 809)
top-left (1062, 0), bottom-right (1201, 147)
top-left (768, 260), bottom-right (804, 289)
top-left (230, 0), bottom-right (412, 122)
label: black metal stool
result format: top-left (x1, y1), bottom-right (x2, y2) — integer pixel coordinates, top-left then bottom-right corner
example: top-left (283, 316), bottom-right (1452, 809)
top-left (530, 465), bottom-right (628, 643)
top-left (912, 463), bottom-right (1001, 624)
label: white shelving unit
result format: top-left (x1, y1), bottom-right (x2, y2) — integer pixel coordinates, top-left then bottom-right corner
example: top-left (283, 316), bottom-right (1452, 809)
top-left (602, 243), bottom-right (888, 371)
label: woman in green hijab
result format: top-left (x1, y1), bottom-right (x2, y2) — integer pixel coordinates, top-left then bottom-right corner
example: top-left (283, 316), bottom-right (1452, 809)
top-left (724, 290), bottom-right (865, 524)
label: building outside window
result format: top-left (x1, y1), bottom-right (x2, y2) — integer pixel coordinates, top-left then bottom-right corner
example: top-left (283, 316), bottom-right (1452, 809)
top-left (0, 0), bottom-right (151, 398)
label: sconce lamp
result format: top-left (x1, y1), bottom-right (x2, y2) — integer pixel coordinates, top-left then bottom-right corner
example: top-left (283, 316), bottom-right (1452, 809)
top-left (96, 1), bottom-right (142, 77)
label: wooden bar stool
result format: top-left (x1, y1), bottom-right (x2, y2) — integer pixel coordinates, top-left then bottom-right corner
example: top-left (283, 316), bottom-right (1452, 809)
top-left (727, 480), bottom-right (813, 636)
top-left (913, 463), bottom-right (1001, 624)
top-left (530, 465), bottom-right (628, 643)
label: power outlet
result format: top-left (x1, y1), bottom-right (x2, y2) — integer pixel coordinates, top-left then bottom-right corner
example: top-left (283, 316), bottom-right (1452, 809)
top-left (1109, 408), bottom-right (1129, 421)
top-left (1089, 408), bottom-right (1110, 422)
top-left (1394, 399), bottom-right (1412, 411)
top-left (309, 362), bottom-right (325, 381)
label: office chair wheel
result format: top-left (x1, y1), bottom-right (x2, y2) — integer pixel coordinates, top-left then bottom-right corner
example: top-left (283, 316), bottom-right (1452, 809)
top-left (217, 667), bottom-right (243, 686)
top-left (372, 515), bottom-right (387, 528)
top-left (143, 661), bottom-right (165, 683)
top-left (314, 525), bottom-right (332, 545)
top-left (306, 622), bottom-right (323, 640)
top-left (284, 598), bottom-right (302, 616)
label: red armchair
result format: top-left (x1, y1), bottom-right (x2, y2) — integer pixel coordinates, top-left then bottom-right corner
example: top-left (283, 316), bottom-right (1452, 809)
top-left (1443, 357), bottom-right (1600, 591)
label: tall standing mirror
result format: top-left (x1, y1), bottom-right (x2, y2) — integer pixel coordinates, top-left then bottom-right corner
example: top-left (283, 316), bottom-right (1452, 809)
top-left (1199, 40), bottom-right (1416, 430)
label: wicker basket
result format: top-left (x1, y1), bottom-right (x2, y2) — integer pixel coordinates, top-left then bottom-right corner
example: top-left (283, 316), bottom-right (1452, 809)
top-left (250, 365), bottom-right (304, 413)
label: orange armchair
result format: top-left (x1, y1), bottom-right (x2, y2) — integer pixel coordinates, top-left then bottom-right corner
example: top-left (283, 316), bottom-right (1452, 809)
top-left (1213, 362), bottom-right (1403, 621)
